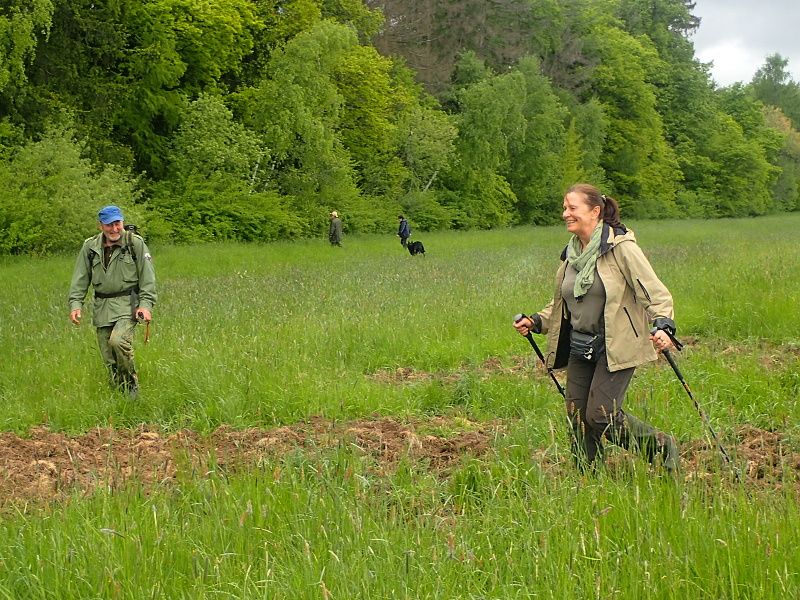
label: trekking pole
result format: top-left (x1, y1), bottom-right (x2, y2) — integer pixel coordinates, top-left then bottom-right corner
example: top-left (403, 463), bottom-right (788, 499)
top-left (514, 314), bottom-right (584, 464)
top-left (514, 314), bottom-right (565, 398)
top-left (652, 327), bottom-right (744, 486)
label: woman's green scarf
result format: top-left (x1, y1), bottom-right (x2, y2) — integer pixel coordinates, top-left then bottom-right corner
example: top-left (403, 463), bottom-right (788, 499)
top-left (566, 221), bottom-right (603, 300)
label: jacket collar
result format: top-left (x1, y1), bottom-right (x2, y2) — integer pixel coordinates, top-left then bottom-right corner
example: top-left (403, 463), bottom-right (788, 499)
top-left (560, 222), bottom-right (629, 261)
top-left (87, 232), bottom-right (122, 254)
top-left (599, 222), bottom-right (629, 256)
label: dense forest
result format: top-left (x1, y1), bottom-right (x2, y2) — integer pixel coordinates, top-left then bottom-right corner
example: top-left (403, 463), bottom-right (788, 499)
top-left (1, 0), bottom-right (799, 254)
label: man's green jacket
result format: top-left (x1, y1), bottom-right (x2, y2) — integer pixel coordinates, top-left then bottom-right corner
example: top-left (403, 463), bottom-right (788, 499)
top-left (69, 233), bottom-right (157, 327)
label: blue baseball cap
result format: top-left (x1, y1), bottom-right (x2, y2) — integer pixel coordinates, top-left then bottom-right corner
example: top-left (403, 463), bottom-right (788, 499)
top-left (98, 205), bottom-right (124, 224)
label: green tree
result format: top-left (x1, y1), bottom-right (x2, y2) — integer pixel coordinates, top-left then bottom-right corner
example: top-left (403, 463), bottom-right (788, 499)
top-left (750, 53), bottom-right (800, 129)
top-left (147, 93), bottom-right (280, 240)
top-left (701, 112), bottom-right (778, 216)
top-left (330, 43), bottom-right (408, 199)
top-left (320, 0), bottom-right (384, 42)
top-left (8, 0), bottom-right (138, 168)
top-left (763, 105), bottom-right (800, 211)
top-left (166, 94), bottom-right (263, 182)
top-left (691, 84), bottom-right (780, 216)
top-left (614, 0), bottom-right (700, 41)
top-left (568, 97), bottom-right (608, 187)
top-left (238, 0), bottom-right (322, 86)
top-left (507, 56), bottom-right (569, 224)
top-left (441, 62), bottom-right (526, 228)
top-left (249, 21), bottom-right (362, 234)
top-left (119, 0), bottom-right (259, 175)
top-left (399, 104), bottom-right (457, 193)
top-left (613, 0), bottom-right (729, 218)
top-left (586, 24), bottom-right (680, 216)
top-left (0, 0), bottom-right (54, 92)
top-left (239, 0), bottom-right (382, 87)
top-left (12, 0), bottom-right (260, 176)
top-left (147, 175), bottom-right (304, 242)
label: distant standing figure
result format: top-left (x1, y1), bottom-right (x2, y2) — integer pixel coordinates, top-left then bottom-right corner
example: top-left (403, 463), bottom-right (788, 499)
top-left (397, 215), bottom-right (411, 249)
top-left (69, 206), bottom-right (157, 399)
top-left (329, 211), bottom-right (343, 247)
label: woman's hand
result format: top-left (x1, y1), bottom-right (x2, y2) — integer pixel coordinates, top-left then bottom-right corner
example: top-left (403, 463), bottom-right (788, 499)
top-left (513, 316), bottom-right (534, 336)
top-left (650, 328), bottom-right (673, 352)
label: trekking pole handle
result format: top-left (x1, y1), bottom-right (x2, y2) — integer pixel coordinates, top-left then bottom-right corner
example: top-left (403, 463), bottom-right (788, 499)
top-left (650, 325), bottom-right (688, 384)
top-left (514, 314), bottom-right (542, 356)
top-left (650, 325), bottom-right (683, 351)
top-left (136, 310), bottom-right (151, 344)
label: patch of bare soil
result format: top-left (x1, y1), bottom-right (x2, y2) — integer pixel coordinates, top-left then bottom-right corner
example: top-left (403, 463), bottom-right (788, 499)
top-left (0, 419), bottom-right (797, 506)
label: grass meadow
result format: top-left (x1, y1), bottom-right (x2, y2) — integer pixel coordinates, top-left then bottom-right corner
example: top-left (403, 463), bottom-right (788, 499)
top-left (0, 214), bottom-right (799, 598)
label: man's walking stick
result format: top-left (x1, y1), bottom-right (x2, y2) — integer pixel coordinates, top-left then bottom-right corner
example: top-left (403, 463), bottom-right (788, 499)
top-left (138, 311), bottom-right (151, 344)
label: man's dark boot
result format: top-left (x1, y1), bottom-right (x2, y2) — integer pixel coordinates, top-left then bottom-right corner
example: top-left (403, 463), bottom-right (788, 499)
top-left (123, 373), bottom-right (139, 400)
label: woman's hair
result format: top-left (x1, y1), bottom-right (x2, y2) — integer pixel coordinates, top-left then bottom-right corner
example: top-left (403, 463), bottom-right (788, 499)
top-left (565, 183), bottom-right (623, 228)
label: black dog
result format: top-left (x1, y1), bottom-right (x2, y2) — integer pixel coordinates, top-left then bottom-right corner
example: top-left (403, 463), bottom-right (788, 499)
top-left (407, 240), bottom-right (425, 256)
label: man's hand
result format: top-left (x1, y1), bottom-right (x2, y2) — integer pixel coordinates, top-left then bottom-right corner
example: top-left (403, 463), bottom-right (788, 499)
top-left (70, 309), bottom-right (82, 324)
top-left (136, 308), bottom-right (152, 322)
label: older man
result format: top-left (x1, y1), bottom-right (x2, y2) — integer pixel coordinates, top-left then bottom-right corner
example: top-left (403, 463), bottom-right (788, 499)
top-left (69, 206), bottom-right (157, 398)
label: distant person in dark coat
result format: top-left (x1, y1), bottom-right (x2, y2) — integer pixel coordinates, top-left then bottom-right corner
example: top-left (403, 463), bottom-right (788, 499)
top-left (329, 211), bottom-right (343, 247)
top-left (397, 215), bottom-right (411, 249)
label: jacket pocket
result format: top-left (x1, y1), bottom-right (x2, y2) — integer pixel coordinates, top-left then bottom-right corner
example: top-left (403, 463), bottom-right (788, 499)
top-left (636, 279), bottom-right (652, 303)
top-left (623, 307), bottom-right (639, 337)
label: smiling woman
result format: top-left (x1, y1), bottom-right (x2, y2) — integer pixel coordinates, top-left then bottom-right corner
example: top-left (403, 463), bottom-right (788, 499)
top-left (513, 183), bottom-right (679, 473)
top-left (562, 189), bottom-right (603, 248)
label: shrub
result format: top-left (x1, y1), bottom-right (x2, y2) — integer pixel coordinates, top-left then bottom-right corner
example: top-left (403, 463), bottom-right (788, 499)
top-left (148, 174), bottom-right (304, 242)
top-left (0, 127), bottom-right (140, 255)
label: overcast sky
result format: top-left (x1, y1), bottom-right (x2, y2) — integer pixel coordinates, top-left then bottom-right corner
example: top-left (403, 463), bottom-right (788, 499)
top-left (689, 0), bottom-right (800, 87)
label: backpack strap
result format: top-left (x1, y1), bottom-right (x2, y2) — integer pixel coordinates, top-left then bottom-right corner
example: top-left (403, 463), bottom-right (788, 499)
top-left (121, 229), bottom-right (137, 262)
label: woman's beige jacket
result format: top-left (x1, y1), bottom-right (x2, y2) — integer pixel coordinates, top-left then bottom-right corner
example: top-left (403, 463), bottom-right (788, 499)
top-left (536, 224), bottom-right (674, 373)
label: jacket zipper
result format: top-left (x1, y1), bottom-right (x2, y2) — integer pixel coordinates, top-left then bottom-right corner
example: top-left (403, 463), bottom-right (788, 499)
top-left (623, 307), bottom-right (639, 337)
top-left (636, 279), bottom-right (652, 303)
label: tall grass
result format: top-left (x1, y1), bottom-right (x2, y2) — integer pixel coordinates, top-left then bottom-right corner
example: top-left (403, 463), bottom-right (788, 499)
top-left (0, 445), bottom-right (797, 598)
top-left (0, 215), bottom-right (799, 597)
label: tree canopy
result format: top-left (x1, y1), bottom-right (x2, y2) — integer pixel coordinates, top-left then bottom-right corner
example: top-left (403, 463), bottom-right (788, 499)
top-left (1, 0), bottom-right (798, 253)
